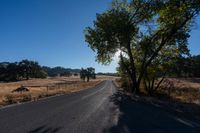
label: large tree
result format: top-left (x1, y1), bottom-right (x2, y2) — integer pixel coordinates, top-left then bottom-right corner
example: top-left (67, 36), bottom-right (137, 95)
top-left (0, 60), bottom-right (47, 82)
top-left (80, 67), bottom-right (96, 82)
top-left (85, 0), bottom-right (200, 94)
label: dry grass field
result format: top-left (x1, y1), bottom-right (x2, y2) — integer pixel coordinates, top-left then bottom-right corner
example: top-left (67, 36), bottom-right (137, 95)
top-left (158, 78), bottom-right (200, 104)
top-left (114, 78), bottom-right (200, 117)
top-left (0, 75), bottom-right (117, 107)
top-left (115, 78), bottom-right (200, 105)
top-left (148, 78), bottom-right (200, 117)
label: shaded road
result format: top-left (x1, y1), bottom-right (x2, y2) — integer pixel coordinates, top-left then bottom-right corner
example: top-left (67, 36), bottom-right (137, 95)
top-left (0, 80), bottom-right (200, 133)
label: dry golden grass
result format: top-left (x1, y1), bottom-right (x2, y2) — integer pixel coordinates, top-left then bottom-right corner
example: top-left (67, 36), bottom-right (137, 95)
top-left (115, 78), bottom-right (200, 116)
top-left (0, 75), bottom-right (116, 107)
top-left (114, 78), bottom-right (200, 105)
top-left (159, 78), bottom-right (200, 105)
top-left (167, 78), bottom-right (200, 89)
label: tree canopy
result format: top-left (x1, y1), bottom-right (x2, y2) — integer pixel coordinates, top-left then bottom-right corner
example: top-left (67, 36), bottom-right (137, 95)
top-left (85, 0), bottom-right (200, 94)
top-left (80, 67), bottom-right (96, 82)
top-left (0, 60), bottom-right (47, 82)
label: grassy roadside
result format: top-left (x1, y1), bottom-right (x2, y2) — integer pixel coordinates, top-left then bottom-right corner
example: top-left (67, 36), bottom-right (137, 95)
top-left (114, 78), bottom-right (200, 120)
top-left (0, 81), bottom-right (102, 107)
top-left (0, 76), bottom-right (115, 107)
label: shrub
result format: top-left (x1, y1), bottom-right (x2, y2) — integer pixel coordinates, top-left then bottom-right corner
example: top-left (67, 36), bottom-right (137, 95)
top-left (20, 94), bottom-right (32, 102)
top-left (3, 94), bottom-right (16, 104)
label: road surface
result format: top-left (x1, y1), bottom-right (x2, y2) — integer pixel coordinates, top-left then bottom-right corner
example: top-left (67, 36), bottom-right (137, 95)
top-left (0, 80), bottom-right (200, 133)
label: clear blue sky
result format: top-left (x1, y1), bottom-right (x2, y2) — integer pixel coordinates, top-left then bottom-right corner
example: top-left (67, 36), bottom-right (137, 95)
top-left (0, 0), bottom-right (199, 72)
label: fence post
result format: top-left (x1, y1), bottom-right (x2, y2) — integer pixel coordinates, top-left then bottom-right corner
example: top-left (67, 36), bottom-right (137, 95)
top-left (47, 86), bottom-right (49, 96)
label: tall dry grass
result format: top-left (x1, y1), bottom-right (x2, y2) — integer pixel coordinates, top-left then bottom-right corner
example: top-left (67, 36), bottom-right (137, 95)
top-left (158, 78), bottom-right (200, 104)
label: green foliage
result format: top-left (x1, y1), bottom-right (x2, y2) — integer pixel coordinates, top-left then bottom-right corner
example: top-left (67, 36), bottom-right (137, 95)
top-left (36, 70), bottom-right (48, 79)
top-left (0, 60), bottom-right (47, 82)
top-left (80, 67), bottom-right (96, 82)
top-left (20, 94), bottom-right (32, 102)
top-left (170, 55), bottom-right (200, 77)
top-left (3, 95), bottom-right (15, 104)
top-left (85, 0), bottom-right (140, 65)
top-left (42, 66), bottom-right (80, 77)
top-left (116, 57), bottom-right (132, 91)
top-left (0, 62), bottom-right (20, 81)
top-left (85, 0), bottom-right (200, 94)
top-left (80, 68), bottom-right (87, 81)
top-left (19, 60), bottom-right (47, 80)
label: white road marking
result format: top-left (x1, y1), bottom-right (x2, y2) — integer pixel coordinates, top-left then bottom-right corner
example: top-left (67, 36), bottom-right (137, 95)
top-left (175, 118), bottom-right (194, 127)
top-left (81, 81), bottom-right (108, 100)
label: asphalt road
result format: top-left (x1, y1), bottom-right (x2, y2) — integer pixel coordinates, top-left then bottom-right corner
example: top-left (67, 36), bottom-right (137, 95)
top-left (0, 80), bottom-right (200, 133)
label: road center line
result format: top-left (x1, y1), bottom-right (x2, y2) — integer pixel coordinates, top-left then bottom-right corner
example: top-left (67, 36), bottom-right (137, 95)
top-left (81, 81), bottom-right (108, 100)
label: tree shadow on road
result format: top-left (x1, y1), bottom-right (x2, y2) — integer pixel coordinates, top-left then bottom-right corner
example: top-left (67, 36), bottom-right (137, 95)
top-left (104, 91), bottom-right (200, 133)
top-left (28, 125), bottom-right (62, 133)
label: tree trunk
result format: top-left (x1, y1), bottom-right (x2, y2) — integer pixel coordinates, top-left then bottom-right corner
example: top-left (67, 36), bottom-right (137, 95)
top-left (154, 71), bottom-right (167, 91)
top-left (126, 42), bottom-right (140, 94)
top-left (120, 53), bottom-right (139, 94)
top-left (87, 76), bottom-right (89, 82)
top-left (26, 73), bottom-right (29, 80)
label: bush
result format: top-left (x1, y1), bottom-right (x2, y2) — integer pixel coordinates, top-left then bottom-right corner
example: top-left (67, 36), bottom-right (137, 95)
top-left (20, 94), bottom-right (32, 102)
top-left (3, 94), bottom-right (16, 104)
top-left (120, 77), bottom-right (132, 92)
top-left (12, 86), bottom-right (29, 93)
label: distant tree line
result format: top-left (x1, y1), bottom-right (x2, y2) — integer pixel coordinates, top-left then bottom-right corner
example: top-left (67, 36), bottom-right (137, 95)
top-left (0, 60), bottom-right (47, 82)
top-left (0, 60), bottom-right (99, 83)
top-left (42, 66), bottom-right (80, 77)
top-left (97, 72), bottom-right (118, 76)
top-left (80, 67), bottom-right (96, 82)
top-left (170, 55), bottom-right (200, 78)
